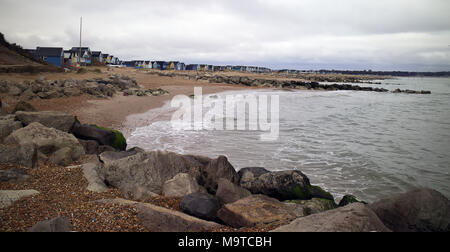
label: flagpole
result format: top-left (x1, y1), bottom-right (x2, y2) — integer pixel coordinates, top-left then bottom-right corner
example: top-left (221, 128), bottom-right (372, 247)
top-left (79, 16), bottom-right (82, 66)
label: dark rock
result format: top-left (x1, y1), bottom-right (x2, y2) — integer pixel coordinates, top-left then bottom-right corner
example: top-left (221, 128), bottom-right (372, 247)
top-left (216, 178), bottom-right (251, 204)
top-left (180, 192), bottom-right (221, 222)
top-left (369, 188), bottom-right (450, 232)
top-left (71, 123), bottom-right (126, 151)
top-left (71, 123), bottom-right (116, 147)
top-left (199, 156), bottom-right (240, 194)
top-left (27, 217), bottom-right (72, 232)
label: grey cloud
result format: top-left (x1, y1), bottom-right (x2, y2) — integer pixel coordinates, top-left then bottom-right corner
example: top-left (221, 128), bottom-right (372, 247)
top-left (0, 0), bottom-right (449, 71)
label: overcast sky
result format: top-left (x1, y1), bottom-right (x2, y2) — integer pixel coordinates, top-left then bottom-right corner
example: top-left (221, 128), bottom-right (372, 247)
top-left (0, 0), bottom-right (449, 71)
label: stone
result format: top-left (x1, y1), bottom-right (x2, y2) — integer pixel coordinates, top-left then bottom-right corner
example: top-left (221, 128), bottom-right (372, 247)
top-left (27, 216), bottom-right (72, 232)
top-left (216, 178), bottom-right (251, 204)
top-left (272, 203), bottom-right (391, 232)
top-left (200, 155), bottom-right (240, 194)
top-left (4, 122), bottom-right (85, 165)
top-left (217, 195), bottom-right (297, 228)
top-left (0, 168), bottom-right (29, 183)
top-left (369, 188), bottom-right (450, 232)
top-left (162, 173), bottom-right (204, 197)
top-left (0, 115), bottom-right (22, 143)
top-left (339, 194), bottom-right (366, 207)
top-left (0, 190), bottom-right (40, 209)
top-left (239, 170), bottom-right (314, 201)
top-left (15, 111), bottom-right (76, 132)
top-left (179, 192), bottom-right (221, 222)
top-left (97, 198), bottom-right (222, 232)
top-left (284, 198), bottom-right (337, 217)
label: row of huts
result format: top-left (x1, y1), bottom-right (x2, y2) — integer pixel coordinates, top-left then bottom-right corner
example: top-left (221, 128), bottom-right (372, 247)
top-left (122, 60), bottom-right (272, 73)
top-left (23, 46), bottom-right (272, 73)
top-left (24, 46), bottom-right (121, 68)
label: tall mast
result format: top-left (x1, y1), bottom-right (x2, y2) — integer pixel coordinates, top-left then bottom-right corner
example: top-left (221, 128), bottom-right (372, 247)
top-left (79, 16), bottom-right (82, 66)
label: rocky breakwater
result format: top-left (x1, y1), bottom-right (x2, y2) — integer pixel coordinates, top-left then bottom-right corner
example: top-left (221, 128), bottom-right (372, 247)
top-left (149, 71), bottom-right (432, 94)
top-left (86, 145), bottom-right (449, 232)
top-left (0, 74), bottom-right (169, 102)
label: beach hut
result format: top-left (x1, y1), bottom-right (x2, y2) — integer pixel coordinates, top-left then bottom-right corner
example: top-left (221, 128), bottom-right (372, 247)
top-left (185, 64), bottom-right (200, 71)
top-left (35, 47), bottom-right (64, 67)
top-left (91, 51), bottom-right (103, 63)
top-left (71, 47), bottom-right (92, 65)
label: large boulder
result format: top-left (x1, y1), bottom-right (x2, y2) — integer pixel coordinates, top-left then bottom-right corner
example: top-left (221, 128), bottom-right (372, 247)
top-left (369, 188), bottom-right (450, 232)
top-left (163, 173), bottom-right (204, 197)
top-left (4, 122), bottom-right (85, 166)
top-left (239, 170), bottom-right (314, 201)
top-left (71, 123), bottom-right (127, 151)
top-left (0, 115), bottom-right (22, 143)
top-left (15, 111), bottom-right (76, 132)
top-left (180, 192), bottom-right (221, 222)
top-left (216, 178), bottom-right (251, 204)
top-left (27, 216), bottom-right (72, 232)
top-left (217, 195), bottom-right (297, 228)
top-left (0, 190), bottom-right (40, 209)
top-left (99, 150), bottom-right (237, 201)
top-left (99, 151), bottom-right (209, 200)
top-left (272, 203), bottom-right (391, 232)
top-left (200, 156), bottom-right (240, 194)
